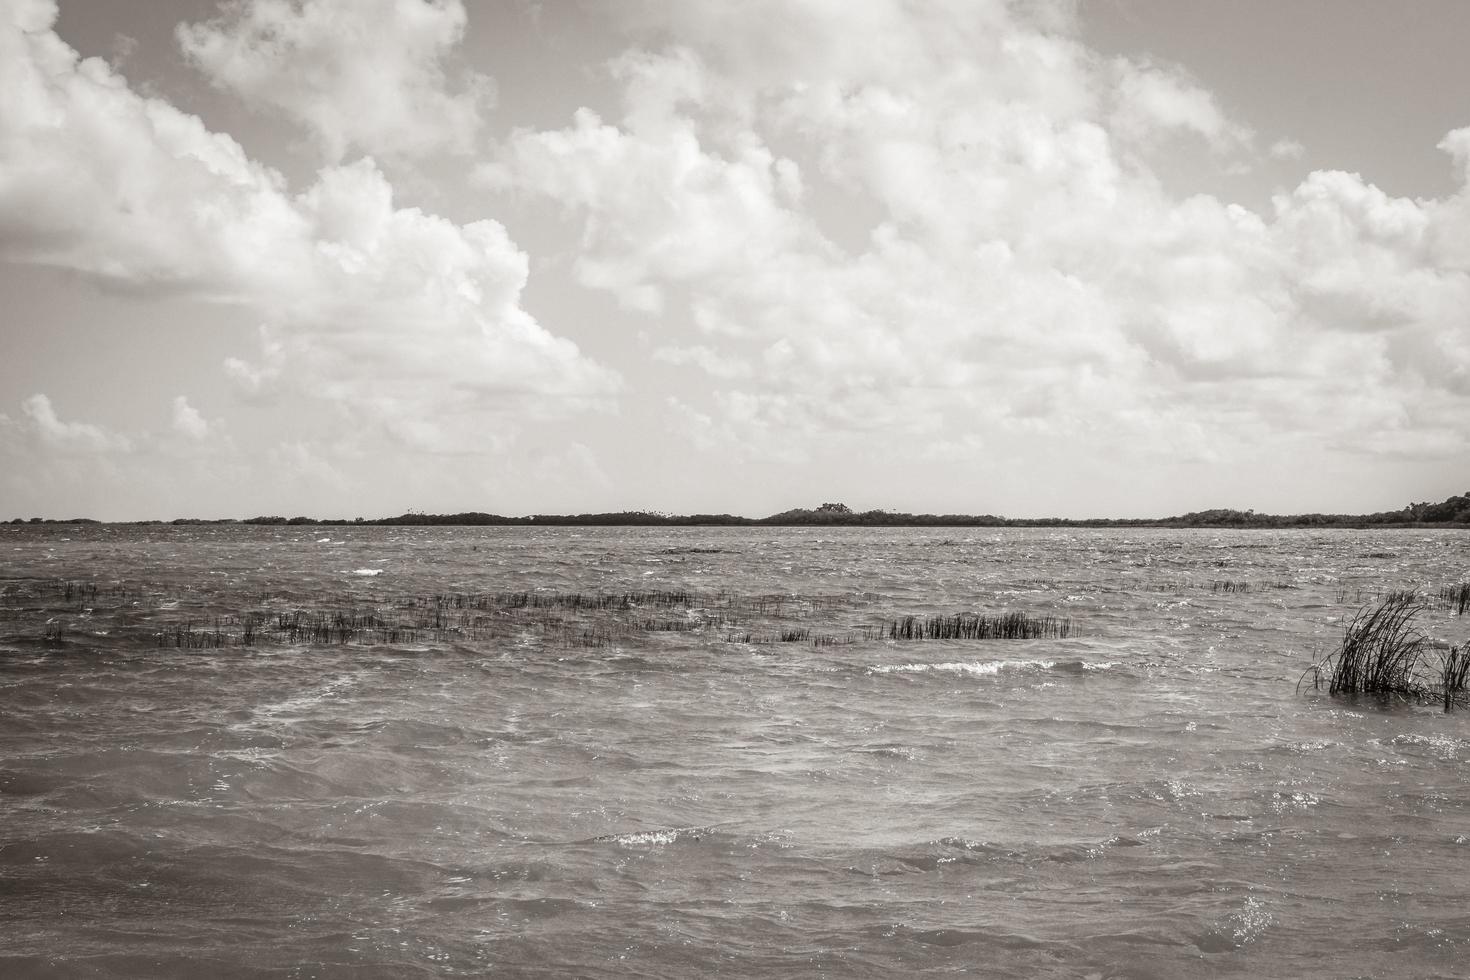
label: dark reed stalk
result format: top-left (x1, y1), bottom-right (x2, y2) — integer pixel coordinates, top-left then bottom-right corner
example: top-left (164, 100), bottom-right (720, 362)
top-left (1302, 591), bottom-right (1432, 700)
top-left (728, 629), bottom-right (847, 647)
top-left (1329, 591), bottom-right (1428, 696)
top-left (883, 612), bottom-right (1069, 641)
top-left (1437, 583), bottom-right (1470, 616)
top-left (1442, 645), bottom-right (1470, 713)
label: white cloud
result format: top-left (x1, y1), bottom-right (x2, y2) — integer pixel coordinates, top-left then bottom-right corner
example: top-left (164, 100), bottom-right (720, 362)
top-left (1270, 138), bottom-right (1305, 161)
top-left (170, 396), bottom-right (209, 439)
top-left (3, 0), bottom-right (1466, 517)
top-left (652, 344), bottom-right (753, 380)
top-left (482, 105), bottom-right (810, 314)
top-left (9, 393), bottom-right (240, 459)
top-left (19, 394), bottom-right (132, 454)
top-left (0, 0), bottom-right (615, 454)
top-left (485, 0), bottom-right (1470, 467)
top-left (177, 0), bottom-right (490, 161)
top-left (1110, 60), bottom-right (1254, 153)
top-left (0, 393), bottom-right (259, 518)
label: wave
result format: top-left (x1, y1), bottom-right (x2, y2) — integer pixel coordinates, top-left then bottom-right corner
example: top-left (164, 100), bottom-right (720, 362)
top-left (867, 658), bottom-right (1118, 677)
top-left (836, 832), bottom-right (1177, 878)
top-left (853, 743), bottom-right (918, 761)
top-left (238, 673), bottom-right (359, 728)
top-left (589, 824), bottom-right (725, 847)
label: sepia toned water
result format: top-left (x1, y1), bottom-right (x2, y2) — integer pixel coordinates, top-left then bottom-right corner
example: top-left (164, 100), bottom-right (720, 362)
top-left (2, 524), bottom-right (1469, 979)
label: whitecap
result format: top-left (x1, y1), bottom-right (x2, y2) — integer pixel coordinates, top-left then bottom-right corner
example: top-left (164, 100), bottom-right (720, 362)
top-left (1230, 895), bottom-right (1273, 945)
top-left (244, 675), bottom-right (356, 725)
top-left (609, 829), bottom-right (678, 846)
top-left (210, 747), bottom-right (280, 765)
top-left (350, 568), bottom-right (383, 577)
top-left (596, 824), bottom-right (714, 847)
top-left (868, 659), bottom-right (1055, 676)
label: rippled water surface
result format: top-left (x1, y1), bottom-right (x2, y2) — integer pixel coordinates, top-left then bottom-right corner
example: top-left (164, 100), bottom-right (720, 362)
top-left (2, 524), bottom-right (1469, 978)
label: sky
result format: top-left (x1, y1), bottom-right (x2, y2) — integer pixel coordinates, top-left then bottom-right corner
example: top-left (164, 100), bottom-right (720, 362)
top-left (2, 0), bottom-right (1468, 520)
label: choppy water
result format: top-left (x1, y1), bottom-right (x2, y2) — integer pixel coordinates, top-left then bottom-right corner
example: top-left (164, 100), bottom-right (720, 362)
top-left (2, 524), bottom-right (1469, 979)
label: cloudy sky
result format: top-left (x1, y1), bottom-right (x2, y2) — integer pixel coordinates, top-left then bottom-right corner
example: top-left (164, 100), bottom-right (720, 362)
top-left (3, 0), bottom-right (1468, 520)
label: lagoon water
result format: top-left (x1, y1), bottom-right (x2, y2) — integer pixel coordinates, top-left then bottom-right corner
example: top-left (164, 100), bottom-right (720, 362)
top-left (2, 524), bottom-right (1469, 978)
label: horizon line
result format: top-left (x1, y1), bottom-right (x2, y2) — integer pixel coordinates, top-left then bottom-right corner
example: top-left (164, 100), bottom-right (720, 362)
top-left (5, 493), bottom-right (1468, 528)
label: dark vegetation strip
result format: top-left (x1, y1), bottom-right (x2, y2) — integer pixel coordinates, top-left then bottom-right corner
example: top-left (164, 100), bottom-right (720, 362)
top-left (882, 612), bottom-right (1069, 640)
top-left (5, 579), bottom-right (1071, 651)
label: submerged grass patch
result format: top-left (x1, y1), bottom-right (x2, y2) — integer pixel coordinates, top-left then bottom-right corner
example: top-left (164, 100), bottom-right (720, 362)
top-left (1135, 578), bottom-right (1299, 594)
top-left (7, 578), bottom-right (1074, 652)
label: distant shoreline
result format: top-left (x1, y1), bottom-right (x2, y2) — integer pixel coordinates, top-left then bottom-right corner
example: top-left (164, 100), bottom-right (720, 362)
top-left (6, 492), bottom-right (1468, 530)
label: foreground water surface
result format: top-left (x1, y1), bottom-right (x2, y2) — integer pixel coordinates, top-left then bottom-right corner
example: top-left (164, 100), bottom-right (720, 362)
top-left (2, 524), bottom-right (1468, 978)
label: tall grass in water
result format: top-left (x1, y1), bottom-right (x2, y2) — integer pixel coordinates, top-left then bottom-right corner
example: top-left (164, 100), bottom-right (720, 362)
top-left (1441, 645), bottom-right (1470, 713)
top-left (10, 579), bottom-right (1072, 653)
top-left (1437, 582), bottom-right (1470, 616)
top-left (1327, 591), bottom-right (1428, 697)
top-left (1303, 590), bottom-right (1470, 710)
top-left (881, 612), bottom-right (1069, 641)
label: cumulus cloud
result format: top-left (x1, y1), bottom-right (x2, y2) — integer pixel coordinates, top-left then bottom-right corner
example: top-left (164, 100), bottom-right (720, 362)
top-left (484, 0), bottom-right (1470, 466)
top-left (1110, 60), bottom-right (1254, 153)
top-left (652, 344), bottom-right (753, 380)
top-left (0, 0), bottom-right (614, 453)
top-left (0, 394), bottom-right (257, 518)
top-left (19, 394), bottom-right (132, 454)
top-left (8, 394), bottom-right (242, 457)
top-left (178, 0), bottom-right (490, 161)
top-left (170, 396), bottom-right (209, 439)
top-left (481, 105), bottom-right (810, 315)
top-left (1269, 138), bottom-right (1305, 160)
top-left (4, 0), bottom-right (1467, 518)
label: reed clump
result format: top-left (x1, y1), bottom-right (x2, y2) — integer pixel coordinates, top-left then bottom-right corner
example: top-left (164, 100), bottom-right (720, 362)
top-left (727, 629), bottom-right (850, 647)
top-left (880, 612), bottom-right (1070, 641)
top-left (1441, 645), bottom-right (1470, 713)
top-left (61, 581), bottom-right (97, 603)
top-left (159, 620), bottom-right (229, 649)
top-left (1302, 591), bottom-right (1470, 710)
top-left (412, 590), bottom-right (695, 613)
top-left (1437, 582), bottom-right (1470, 616)
top-left (729, 611), bottom-right (1072, 645)
top-left (1141, 578), bottom-right (1296, 594)
top-left (1326, 591), bottom-right (1427, 697)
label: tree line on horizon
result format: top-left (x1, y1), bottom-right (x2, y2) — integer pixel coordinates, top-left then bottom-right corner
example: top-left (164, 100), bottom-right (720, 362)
top-left (8, 493), bottom-right (1470, 529)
